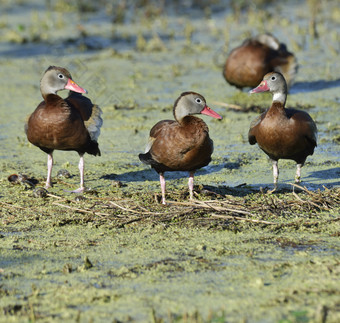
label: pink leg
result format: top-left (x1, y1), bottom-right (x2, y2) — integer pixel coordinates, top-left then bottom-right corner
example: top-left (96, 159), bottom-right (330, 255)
top-left (66, 154), bottom-right (85, 193)
top-left (78, 154), bottom-right (85, 190)
top-left (295, 163), bottom-right (302, 183)
top-left (188, 171), bottom-right (195, 200)
top-left (159, 172), bottom-right (166, 204)
top-left (45, 153), bottom-right (53, 189)
top-left (268, 159), bottom-right (278, 194)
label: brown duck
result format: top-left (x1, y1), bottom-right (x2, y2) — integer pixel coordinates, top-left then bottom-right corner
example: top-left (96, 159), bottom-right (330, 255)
top-left (25, 66), bottom-right (103, 192)
top-left (139, 92), bottom-right (222, 204)
top-left (248, 72), bottom-right (317, 191)
top-left (223, 33), bottom-right (297, 89)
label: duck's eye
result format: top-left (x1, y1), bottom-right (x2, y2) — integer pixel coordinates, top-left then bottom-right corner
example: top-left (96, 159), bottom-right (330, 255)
top-left (195, 98), bottom-right (202, 104)
top-left (271, 76), bottom-right (276, 81)
top-left (58, 74), bottom-right (64, 79)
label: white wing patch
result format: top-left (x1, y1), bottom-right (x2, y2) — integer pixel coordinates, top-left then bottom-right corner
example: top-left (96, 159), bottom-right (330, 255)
top-left (84, 104), bottom-right (103, 141)
top-left (256, 33), bottom-right (279, 50)
top-left (144, 137), bottom-right (156, 153)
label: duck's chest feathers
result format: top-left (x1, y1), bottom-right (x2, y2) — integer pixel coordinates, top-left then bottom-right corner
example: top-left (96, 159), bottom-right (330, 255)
top-left (179, 116), bottom-right (209, 145)
top-left (151, 116), bottom-right (213, 171)
top-left (256, 104), bottom-right (305, 158)
top-left (260, 109), bottom-right (291, 137)
top-left (27, 96), bottom-right (88, 149)
top-left (39, 104), bottom-right (71, 126)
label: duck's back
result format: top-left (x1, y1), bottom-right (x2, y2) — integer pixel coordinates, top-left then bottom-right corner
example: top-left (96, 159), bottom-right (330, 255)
top-left (224, 40), bottom-right (272, 88)
top-left (224, 36), bottom-right (297, 89)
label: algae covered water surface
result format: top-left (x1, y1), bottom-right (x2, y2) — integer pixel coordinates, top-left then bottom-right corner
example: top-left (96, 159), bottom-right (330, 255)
top-left (0, 0), bottom-right (340, 322)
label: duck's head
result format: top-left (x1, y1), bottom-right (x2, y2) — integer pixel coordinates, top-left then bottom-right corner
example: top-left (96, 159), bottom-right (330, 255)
top-left (40, 66), bottom-right (87, 97)
top-left (173, 92), bottom-right (222, 122)
top-left (249, 72), bottom-right (287, 104)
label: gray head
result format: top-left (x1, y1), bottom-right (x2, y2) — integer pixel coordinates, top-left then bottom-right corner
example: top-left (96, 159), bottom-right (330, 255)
top-left (173, 92), bottom-right (222, 122)
top-left (249, 72), bottom-right (287, 105)
top-left (40, 66), bottom-right (87, 98)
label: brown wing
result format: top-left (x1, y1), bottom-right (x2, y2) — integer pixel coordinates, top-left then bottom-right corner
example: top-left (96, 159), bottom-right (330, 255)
top-left (149, 120), bottom-right (174, 139)
top-left (139, 120), bottom-right (175, 171)
top-left (286, 108), bottom-right (317, 148)
top-left (66, 92), bottom-right (103, 141)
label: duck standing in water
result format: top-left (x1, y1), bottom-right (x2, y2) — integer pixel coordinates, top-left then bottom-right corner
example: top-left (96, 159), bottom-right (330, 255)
top-left (25, 66), bottom-right (103, 192)
top-left (248, 72), bottom-right (317, 192)
top-left (223, 33), bottom-right (297, 90)
top-left (139, 92), bottom-right (222, 204)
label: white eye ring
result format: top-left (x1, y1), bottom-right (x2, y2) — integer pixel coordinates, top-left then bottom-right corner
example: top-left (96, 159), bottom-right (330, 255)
top-left (195, 98), bottom-right (202, 104)
top-left (271, 76), bottom-right (276, 81)
top-left (58, 74), bottom-right (64, 79)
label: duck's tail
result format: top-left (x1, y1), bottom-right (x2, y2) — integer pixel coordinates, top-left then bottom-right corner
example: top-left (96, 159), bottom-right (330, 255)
top-left (85, 140), bottom-right (101, 157)
top-left (139, 152), bottom-right (153, 165)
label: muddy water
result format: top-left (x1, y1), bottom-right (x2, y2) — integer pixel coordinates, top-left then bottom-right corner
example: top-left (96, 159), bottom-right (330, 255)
top-left (0, 0), bottom-right (339, 322)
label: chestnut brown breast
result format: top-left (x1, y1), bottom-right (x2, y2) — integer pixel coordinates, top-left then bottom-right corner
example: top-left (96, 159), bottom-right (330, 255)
top-left (249, 102), bottom-right (317, 164)
top-left (26, 93), bottom-right (99, 155)
top-left (143, 116), bottom-right (213, 173)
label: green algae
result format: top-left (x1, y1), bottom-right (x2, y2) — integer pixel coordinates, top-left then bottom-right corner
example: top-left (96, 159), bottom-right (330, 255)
top-left (1, 182), bottom-right (339, 322)
top-left (1, 219), bottom-right (340, 322)
top-left (1, 0), bottom-right (340, 322)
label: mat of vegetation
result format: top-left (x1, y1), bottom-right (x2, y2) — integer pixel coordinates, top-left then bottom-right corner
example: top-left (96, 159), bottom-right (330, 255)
top-left (1, 0), bottom-right (340, 322)
top-left (1, 179), bottom-right (339, 322)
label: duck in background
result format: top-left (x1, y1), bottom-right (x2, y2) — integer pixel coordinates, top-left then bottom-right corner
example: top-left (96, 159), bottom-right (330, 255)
top-left (248, 72), bottom-right (317, 192)
top-left (223, 33), bottom-right (297, 90)
top-left (25, 66), bottom-right (103, 192)
top-left (139, 92), bottom-right (222, 204)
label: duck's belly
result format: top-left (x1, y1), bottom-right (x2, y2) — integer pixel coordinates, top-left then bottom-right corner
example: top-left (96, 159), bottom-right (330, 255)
top-left (153, 139), bottom-right (213, 172)
top-left (256, 122), bottom-right (306, 160)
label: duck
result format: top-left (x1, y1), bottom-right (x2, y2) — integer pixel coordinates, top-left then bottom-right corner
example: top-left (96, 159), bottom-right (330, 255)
top-left (223, 33), bottom-right (297, 90)
top-left (139, 92), bottom-right (222, 204)
top-left (25, 66), bottom-right (103, 192)
top-left (248, 72), bottom-right (317, 192)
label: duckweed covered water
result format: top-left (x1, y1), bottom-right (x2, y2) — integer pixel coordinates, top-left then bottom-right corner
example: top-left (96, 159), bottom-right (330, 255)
top-left (0, 0), bottom-right (339, 322)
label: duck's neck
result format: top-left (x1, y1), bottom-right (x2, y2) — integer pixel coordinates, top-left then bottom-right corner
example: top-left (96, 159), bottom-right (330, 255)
top-left (40, 87), bottom-right (57, 100)
top-left (42, 92), bottom-right (59, 101)
top-left (173, 103), bottom-right (189, 123)
top-left (272, 92), bottom-right (286, 106)
top-left (40, 80), bottom-right (59, 100)
top-left (42, 93), bottom-right (64, 105)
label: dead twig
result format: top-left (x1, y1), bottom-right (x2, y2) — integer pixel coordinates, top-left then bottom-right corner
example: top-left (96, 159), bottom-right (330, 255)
top-left (46, 193), bottom-right (64, 199)
top-left (109, 201), bottom-right (163, 216)
top-left (52, 202), bottom-right (111, 217)
top-left (198, 200), bottom-right (255, 216)
top-left (211, 100), bottom-right (244, 111)
top-left (167, 199), bottom-right (255, 217)
top-left (0, 202), bottom-right (26, 210)
top-left (210, 213), bottom-right (276, 225)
